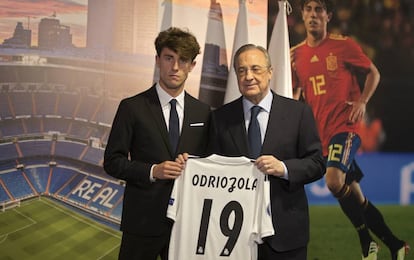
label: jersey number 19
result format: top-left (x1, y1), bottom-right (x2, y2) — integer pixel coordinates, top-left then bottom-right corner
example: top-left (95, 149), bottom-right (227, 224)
top-left (196, 199), bottom-right (243, 257)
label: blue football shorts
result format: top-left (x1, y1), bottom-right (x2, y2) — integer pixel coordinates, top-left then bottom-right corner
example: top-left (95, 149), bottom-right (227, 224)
top-left (325, 132), bottom-right (364, 184)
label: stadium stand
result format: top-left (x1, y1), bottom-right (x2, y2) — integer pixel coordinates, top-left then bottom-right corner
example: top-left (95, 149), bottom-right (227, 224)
top-left (9, 92), bottom-right (33, 116)
top-left (24, 166), bottom-right (50, 193)
top-left (82, 146), bottom-right (104, 166)
top-left (43, 117), bottom-right (70, 133)
top-left (1, 170), bottom-right (36, 199)
top-left (0, 62), bottom-right (124, 226)
top-left (0, 119), bottom-right (26, 137)
top-left (56, 92), bottom-right (79, 118)
top-left (0, 161), bottom-right (124, 224)
top-left (55, 140), bottom-right (87, 160)
top-left (19, 140), bottom-right (52, 157)
top-left (0, 92), bottom-right (14, 119)
top-left (0, 143), bottom-right (19, 161)
top-left (0, 184), bottom-right (10, 203)
top-left (34, 91), bottom-right (58, 115)
top-left (48, 166), bottom-right (77, 194)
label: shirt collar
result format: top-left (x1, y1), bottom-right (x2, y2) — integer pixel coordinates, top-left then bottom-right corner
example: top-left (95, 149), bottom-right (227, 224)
top-left (242, 90), bottom-right (273, 115)
top-left (156, 83), bottom-right (185, 108)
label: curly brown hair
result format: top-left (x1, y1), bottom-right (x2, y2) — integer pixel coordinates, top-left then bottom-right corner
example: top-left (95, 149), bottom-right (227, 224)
top-left (300, 0), bottom-right (335, 13)
top-left (154, 27), bottom-right (200, 62)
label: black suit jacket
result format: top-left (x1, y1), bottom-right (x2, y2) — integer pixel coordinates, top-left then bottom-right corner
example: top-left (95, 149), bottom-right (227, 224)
top-left (104, 85), bottom-right (210, 236)
top-left (210, 92), bottom-right (325, 252)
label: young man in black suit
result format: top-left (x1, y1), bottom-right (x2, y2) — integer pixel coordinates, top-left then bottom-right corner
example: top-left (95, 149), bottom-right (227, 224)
top-left (104, 27), bottom-right (210, 260)
top-left (209, 44), bottom-right (325, 260)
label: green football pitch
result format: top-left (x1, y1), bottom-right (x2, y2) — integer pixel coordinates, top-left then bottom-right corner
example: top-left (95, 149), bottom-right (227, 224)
top-left (1, 198), bottom-right (413, 260)
top-left (0, 198), bottom-right (121, 260)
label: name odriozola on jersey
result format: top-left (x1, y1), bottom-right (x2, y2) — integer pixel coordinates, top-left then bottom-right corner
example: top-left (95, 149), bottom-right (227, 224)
top-left (167, 154), bottom-right (274, 260)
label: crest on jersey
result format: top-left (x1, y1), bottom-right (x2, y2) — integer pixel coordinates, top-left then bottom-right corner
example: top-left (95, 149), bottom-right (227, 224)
top-left (326, 54), bottom-right (337, 71)
top-left (267, 203), bottom-right (272, 216)
top-left (169, 198), bottom-right (175, 205)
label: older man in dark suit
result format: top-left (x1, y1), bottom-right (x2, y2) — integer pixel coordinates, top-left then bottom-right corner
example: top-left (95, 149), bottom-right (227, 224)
top-left (209, 44), bottom-right (325, 260)
top-left (104, 27), bottom-right (210, 260)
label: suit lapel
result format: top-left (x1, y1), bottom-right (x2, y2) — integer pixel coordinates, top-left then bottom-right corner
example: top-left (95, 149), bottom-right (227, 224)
top-left (228, 98), bottom-right (249, 155)
top-left (179, 93), bottom-right (193, 151)
top-left (262, 93), bottom-right (285, 152)
top-left (144, 86), bottom-right (174, 156)
top-left (179, 92), bottom-right (203, 153)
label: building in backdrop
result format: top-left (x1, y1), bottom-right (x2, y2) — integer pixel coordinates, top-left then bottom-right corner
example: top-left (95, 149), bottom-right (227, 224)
top-left (38, 16), bottom-right (72, 50)
top-left (198, 0), bottom-right (229, 108)
top-left (1, 22), bottom-right (31, 48)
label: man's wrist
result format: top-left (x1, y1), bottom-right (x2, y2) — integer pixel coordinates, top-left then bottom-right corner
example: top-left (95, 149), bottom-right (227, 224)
top-left (150, 164), bottom-right (157, 182)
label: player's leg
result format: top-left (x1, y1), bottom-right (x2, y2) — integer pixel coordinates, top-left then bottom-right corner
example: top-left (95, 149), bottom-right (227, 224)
top-left (347, 180), bottom-right (365, 204)
top-left (349, 164), bottom-right (410, 259)
top-left (326, 167), bottom-right (375, 258)
top-left (325, 132), bottom-right (376, 258)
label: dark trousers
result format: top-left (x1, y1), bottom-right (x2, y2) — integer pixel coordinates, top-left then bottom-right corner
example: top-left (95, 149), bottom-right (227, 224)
top-left (258, 242), bottom-right (307, 260)
top-left (118, 231), bottom-right (170, 260)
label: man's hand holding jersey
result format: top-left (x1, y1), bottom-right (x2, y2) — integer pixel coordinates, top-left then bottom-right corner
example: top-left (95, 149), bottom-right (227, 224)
top-left (176, 153), bottom-right (287, 179)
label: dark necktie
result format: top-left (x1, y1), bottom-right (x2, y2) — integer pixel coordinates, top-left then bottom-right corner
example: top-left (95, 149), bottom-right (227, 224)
top-left (169, 99), bottom-right (179, 153)
top-left (248, 105), bottom-right (262, 159)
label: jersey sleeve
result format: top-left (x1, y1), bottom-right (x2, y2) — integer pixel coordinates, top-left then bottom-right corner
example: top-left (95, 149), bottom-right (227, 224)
top-left (290, 43), bottom-right (306, 91)
top-left (343, 37), bottom-right (372, 72)
top-left (290, 48), bottom-right (299, 90)
top-left (253, 174), bottom-right (275, 244)
top-left (291, 65), bottom-right (300, 90)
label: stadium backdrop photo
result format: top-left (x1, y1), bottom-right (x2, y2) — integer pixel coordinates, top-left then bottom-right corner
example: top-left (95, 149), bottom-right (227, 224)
top-left (1, 0), bottom-right (413, 259)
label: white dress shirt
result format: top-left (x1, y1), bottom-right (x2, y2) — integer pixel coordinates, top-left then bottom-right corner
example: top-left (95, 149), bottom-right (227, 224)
top-left (242, 91), bottom-right (289, 179)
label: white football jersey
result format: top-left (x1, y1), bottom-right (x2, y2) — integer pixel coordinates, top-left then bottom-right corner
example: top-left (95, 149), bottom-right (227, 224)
top-left (167, 154), bottom-right (274, 260)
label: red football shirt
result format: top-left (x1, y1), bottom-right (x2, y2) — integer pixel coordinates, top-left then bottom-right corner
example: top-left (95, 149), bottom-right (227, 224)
top-left (292, 34), bottom-right (372, 156)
